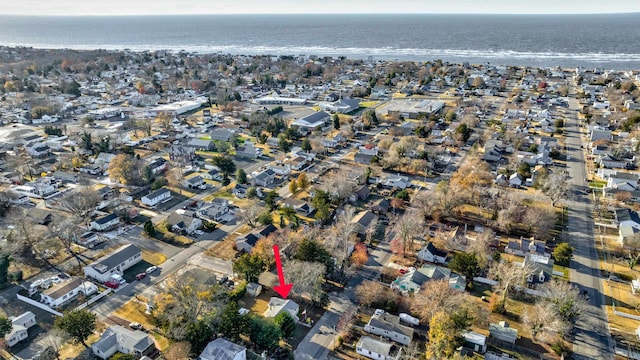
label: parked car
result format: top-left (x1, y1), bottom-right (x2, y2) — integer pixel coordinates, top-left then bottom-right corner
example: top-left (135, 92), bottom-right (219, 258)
top-left (193, 230), bottom-right (204, 237)
top-left (105, 280), bottom-right (120, 289)
top-left (129, 322), bottom-right (143, 330)
top-left (218, 276), bottom-right (229, 285)
top-left (146, 266), bottom-right (158, 274)
top-left (136, 272), bottom-right (147, 280)
top-left (399, 269), bottom-right (409, 275)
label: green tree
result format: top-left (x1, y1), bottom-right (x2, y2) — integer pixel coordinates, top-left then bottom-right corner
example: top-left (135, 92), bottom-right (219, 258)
top-left (144, 220), bottom-right (156, 237)
top-left (217, 301), bottom-right (247, 342)
top-left (301, 138), bottom-right (312, 152)
top-left (264, 191), bottom-right (279, 210)
top-left (236, 168), bottom-right (247, 185)
top-left (449, 252), bottom-right (480, 284)
top-left (333, 114), bottom-right (340, 130)
top-left (110, 354), bottom-right (135, 360)
top-left (278, 133), bottom-right (291, 152)
top-left (246, 187), bottom-right (258, 199)
top-left (517, 162), bottom-right (532, 179)
top-left (212, 155), bottom-right (236, 178)
top-left (54, 309), bottom-right (96, 347)
top-left (248, 316), bottom-right (281, 351)
top-left (258, 211), bottom-right (274, 226)
top-left (233, 254), bottom-right (264, 283)
top-left (294, 238), bottom-right (335, 273)
top-left (552, 243), bottom-right (574, 266)
top-left (274, 311), bottom-right (296, 338)
top-left (186, 320), bottom-right (214, 354)
top-left (0, 316), bottom-right (12, 338)
top-left (454, 123), bottom-right (471, 142)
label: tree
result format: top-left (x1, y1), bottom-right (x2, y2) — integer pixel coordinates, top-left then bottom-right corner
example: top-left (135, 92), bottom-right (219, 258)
top-left (248, 316), bottom-right (281, 351)
top-left (217, 301), bottom-right (247, 342)
top-left (283, 259), bottom-right (326, 302)
top-left (211, 156), bottom-right (236, 178)
top-left (541, 279), bottom-right (587, 334)
top-left (449, 252), bottom-right (480, 284)
top-left (107, 154), bottom-right (144, 185)
top-left (471, 76), bottom-right (486, 88)
top-left (543, 172), bottom-right (570, 207)
top-left (354, 280), bottom-right (397, 311)
top-left (264, 191), bottom-right (279, 210)
top-left (552, 243), bottom-right (574, 267)
top-left (252, 236), bottom-right (276, 270)
top-left (0, 316), bottom-right (12, 338)
top-left (236, 168), bottom-right (247, 184)
top-left (186, 320), bottom-right (214, 354)
top-left (54, 309), bottom-right (96, 347)
top-left (144, 220), bottom-right (156, 237)
top-left (239, 202), bottom-right (262, 228)
top-left (258, 211), bottom-right (274, 226)
top-left (426, 311), bottom-right (459, 359)
top-left (246, 187), bottom-right (258, 199)
top-left (233, 254), bottom-right (264, 283)
top-left (289, 179), bottom-right (299, 194)
top-left (301, 138), bottom-right (312, 152)
top-left (454, 123), bottom-right (471, 143)
top-left (80, 131), bottom-right (92, 151)
top-left (111, 354), bottom-right (136, 360)
top-left (297, 172), bottom-right (309, 190)
top-left (333, 114), bottom-right (341, 130)
top-left (56, 187), bottom-right (101, 222)
top-left (274, 311), bottom-right (296, 338)
top-left (350, 242), bottom-right (369, 266)
top-left (409, 280), bottom-right (467, 324)
top-left (490, 260), bottom-right (534, 313)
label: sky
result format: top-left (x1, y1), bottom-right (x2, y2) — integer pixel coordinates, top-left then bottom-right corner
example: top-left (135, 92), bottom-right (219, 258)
top-left (1, 0), bottom-right (638, 16)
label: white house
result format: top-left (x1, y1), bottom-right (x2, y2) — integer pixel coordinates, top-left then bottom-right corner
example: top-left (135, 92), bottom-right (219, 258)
top-left (84, 244), bottom-right (142, 283)
top-left (92, 325), bottom-right (156, 359)
top-left (355, 336), bottom-right (399, 360)
top-left (509, 173), bottom-right (523, 187)
top-left (252, 168), bottom-right (276, 187)
top-left (167, 212), bottom-right (203, 235)
top-left (5, 312), bottom-right (36, 347)
top-left (462, 331), bottom-right (487, 353)
top-left (147, 158), bottom-right (168, 174)
top-left (263, 297), bottom-right (300, 322)
top-left (199, 198), bottom-right (231, 222)
top-left (198, 338), bottom-right (247, 360)
top-left (417, 242), bottom-right (448, 264)
top-left (141, 188), bottom-right (172, 207)
top-left (90, 213), bottom-right (120, 232)
top-left (40, 277), bottom-right (98, 308)
top-left (364, 310), bottom-right (414, 346)
top-left (236, 142), bottom-right (262, 159)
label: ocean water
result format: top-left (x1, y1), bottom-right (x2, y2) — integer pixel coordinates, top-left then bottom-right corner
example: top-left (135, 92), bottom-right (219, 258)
top-left (0, 13), bottom-right (639, 69)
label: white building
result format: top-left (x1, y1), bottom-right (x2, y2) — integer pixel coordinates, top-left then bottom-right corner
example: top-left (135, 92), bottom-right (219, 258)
top-left (92, 325), bottom-right (156, 359)
top-left (198, 338), bottom-right (247, 360)
top-left (363, 310), bottom-right (414, 346)
top-left (90, 213), bottom-right (120, 232)
top-left (40, 277), bottom-right (98, 308)
top-left (83, 244), bottom-right (142, 283)
top-left (5, 312), bottom-right (36, 347)
top-left (355, 336), bottom-right (399, 360)
top-left (141, 188), bottom-right (172, 207)
top-left (263, 297), bottom-right (299, 322)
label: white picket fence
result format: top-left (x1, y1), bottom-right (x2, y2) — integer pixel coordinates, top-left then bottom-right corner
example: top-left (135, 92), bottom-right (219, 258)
top-left (16, 294), bottom-right (62, 316)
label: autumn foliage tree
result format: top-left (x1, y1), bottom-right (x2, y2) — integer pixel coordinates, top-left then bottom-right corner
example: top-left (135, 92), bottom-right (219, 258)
top-left (350, 242), bottom-right (369, 266)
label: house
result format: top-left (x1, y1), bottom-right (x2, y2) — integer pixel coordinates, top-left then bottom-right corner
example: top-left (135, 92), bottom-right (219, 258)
top-left (203, 168), bottom-right (223, 181)
top-left (283, 198), bottom-right (314, 216)
top-left (210, 128), bottom-right (236, 142)
top-left (355, 336), bottom-right (400, 360)
top-left (354, 151), bottom-right (376, 165)
top-left (269, 162), bottom-right (291, 176)
top-left (76, 231), bottom-right (102, 249)
top-left (40, 277), bottom-right (98, 308)
top-left (236, 142), bottom-right (262, 159)
top-left (83, 244), bottom-right (142, 283)
top-left (251, 168), bottom-right (276, 187)
top-left (285, 156), bottom-right (308, 171)
top-left (95, 152), bottom-right (116, 170)
top-left (91, 325), bottom-right (156, 360)
top-left (141, 188), bottom-right (172, 207)
top-left (363, 310), bottom-right (414, 346)
top-left (417, 242), bottom-right (448, 264)
top-left (5, 312), bottom-right (36, 347)
top-left (167, 212), bottom-right (203, 235)
top-left (505, 236), bottom-right (546, 257)
top-left (381, 174), bottom-right (411, 189)
top-left (391, 265), bottom-right (466, 295)
top-left (246, 282), bottom-right (262, 297)
top-left (589, 129), bottom-right (612, 142)
top-left (198, 338), bottom-right (247, 360)
top-left (185, 138), bottom-right (215, 151)
top-left (291, 111), bottom-right (330, 131)
top-left (524, 253), bottom-right (553, 284)
top-left (351, 210), bottom-right (377, 234)
top-left (147, 158), bottom-right (168, 174)
top-left (509, 173), bottom-right (523, 187)
top-left (462, 331), bottom-right (487, 354)
top-left (52, 171), bottom-right (78, 183)
top-left (184, 175), bottom-right (205, 189)
top-left (232, 184), bottom-right (248, 198)
top-left (199, 198), bottom-right (231, 222)
top-left (90, 213), bottom-right (120, 232)
top-left (320, 98), bottom-right (361, 114)
top-left (27, 144), bottom-right (50, 158)
top-left (350, 185), bottom-right (371, 202)
top-left (235, 224), bottom-right (278, 254)
top-left (263, 297), bottom-right (300, 321)
top-left (489, 321), bottom-right (518, 344)
top-left (615, 208), bottom-right (640, 231)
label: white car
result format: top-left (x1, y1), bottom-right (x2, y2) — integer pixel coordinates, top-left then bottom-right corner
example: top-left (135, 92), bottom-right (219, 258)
top-left (193, 230), bottom-right (204, 237)
top-left (145, 266), bottom-right (158, 274)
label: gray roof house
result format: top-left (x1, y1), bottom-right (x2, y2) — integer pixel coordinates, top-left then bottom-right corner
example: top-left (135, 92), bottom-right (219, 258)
top-left (210, 128), bottom-right (236, 142)
top-left (91, 325), bottom-right (156, 359)
top-left (363, 310), bottom-right (414, 346)
top-left (5, 311), bottom-right (36, 347)
top-left (351, 210), bottom-right (377, 234)
top-left (355, 336), bottom-right (399, 360)
top-left (291, 111), bottom-right (330, 131)
top-left (186, 138), bottom-right (215, 151)
top-left (391, 265), bottom-right (466, 294)
top-left (199, 338), bottom-right (247, 360)
top-left (251, 168), bottom-right (276, 187)
top-left (83, 244), bottom-right (142, 283)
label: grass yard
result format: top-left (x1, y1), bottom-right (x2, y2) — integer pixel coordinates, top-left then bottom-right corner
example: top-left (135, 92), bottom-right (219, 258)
top-left (359, 101), bottom-right (379, 108)
top-left (58, 321), bottom-right (108, 359)
top-left (113, 298), bottom-right (155, 329)
top-left (206, 234), bottom-right (243, 261)
top-left (142, 249), bottom-right (168, 265)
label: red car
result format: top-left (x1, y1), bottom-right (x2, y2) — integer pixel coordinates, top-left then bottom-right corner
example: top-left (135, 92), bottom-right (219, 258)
top-left (135, 272), bottom-right (147, 280)
top-left (105, 280), bottom-right (120, 289)
top-left (399, 269), bottom-right (409, 275)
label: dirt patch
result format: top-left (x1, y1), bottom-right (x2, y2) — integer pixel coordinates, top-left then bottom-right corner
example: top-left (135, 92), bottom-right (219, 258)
top-left (142, 249), bottom-right (168, 265)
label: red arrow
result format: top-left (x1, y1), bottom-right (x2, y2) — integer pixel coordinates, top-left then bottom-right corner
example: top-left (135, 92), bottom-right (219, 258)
top-left (272, 244), bottom-right (293, 298)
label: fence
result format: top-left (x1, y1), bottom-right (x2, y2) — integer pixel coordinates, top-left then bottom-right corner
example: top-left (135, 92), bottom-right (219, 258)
top-left (16, 294), bottom-right (62, 316)
top-left (76, 289), bottom-right (112, 310)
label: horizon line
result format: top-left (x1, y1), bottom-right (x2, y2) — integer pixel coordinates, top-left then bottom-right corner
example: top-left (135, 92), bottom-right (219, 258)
top-left (1, 11), bottom-right (639, 17)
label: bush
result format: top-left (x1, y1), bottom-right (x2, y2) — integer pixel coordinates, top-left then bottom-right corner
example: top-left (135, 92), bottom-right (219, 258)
top-left (203, 221), bottom-right (217, 232)
top-left (489, 296), bottom-right (506, 314)
top-left (9, 270), bottom-right (23, 282)
top-left (228, 281), bottom-right (247, 301)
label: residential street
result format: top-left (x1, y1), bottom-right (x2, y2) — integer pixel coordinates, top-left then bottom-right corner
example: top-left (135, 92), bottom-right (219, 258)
top-left (564, 94), bottom-right (614, 359)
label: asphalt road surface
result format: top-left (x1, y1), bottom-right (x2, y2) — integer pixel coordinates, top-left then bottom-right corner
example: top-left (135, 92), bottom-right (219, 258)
top-left (564, 94), bottom-right (614, 359)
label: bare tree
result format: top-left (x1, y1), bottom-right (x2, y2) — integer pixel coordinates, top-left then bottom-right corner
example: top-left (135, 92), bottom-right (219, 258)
top-left (325, 207), bottom-right (357, 274)
top-left (392, 209), bottom-right (423, 258)
top-left (523, 302), bottom-right (564, 343)
top-left (542, 171), bottom-right (570, 207)
top-left (409, 280), bottom-right (467, 324)
top-left (55, 187), bottom-right (101, 223)
top-left (489, 260), bottom-right (536, 313)
top-left (7, 209), bottom-right (44, 258)
top-left (238, 202), bottom-right (262, 228)
top-left (540, 279), bottom-right (587, 334)
top-left (283, 259), bottom-right (325, 303)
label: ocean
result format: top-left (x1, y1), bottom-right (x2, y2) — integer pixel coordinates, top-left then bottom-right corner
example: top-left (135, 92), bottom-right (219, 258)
top-left (0, 13), bottom-right (639, 69)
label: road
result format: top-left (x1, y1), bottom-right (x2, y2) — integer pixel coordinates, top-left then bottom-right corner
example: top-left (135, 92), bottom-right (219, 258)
top-left (564, 94), bottom-right (614, 359)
